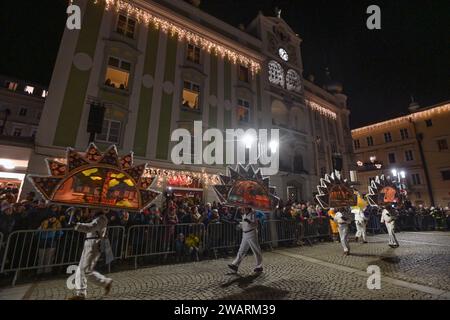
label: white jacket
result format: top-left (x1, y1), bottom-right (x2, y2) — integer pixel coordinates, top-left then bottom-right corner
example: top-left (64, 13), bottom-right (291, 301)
top-left (380, 209), bottom-right (395, 224)
top-left (352, 208), bottom-right (367, 223)
top-left (334, 210), bottom-right (352, 225)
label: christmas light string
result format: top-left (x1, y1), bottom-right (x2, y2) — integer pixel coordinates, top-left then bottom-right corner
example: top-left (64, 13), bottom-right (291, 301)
top-left (94, 0), bottom-right (261, 75)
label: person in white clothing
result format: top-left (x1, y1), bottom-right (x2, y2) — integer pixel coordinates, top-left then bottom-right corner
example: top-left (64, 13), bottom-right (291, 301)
top-left (380, 207), bottom-right (399, 248)
top-left (228, 207), bottom-right (263, 273)
top-left (334, 208), bottom-right (353, 255)
top-left (352, 207), bottom-right (368, 243)
top-left (68, 209), bottom-right (113, 300)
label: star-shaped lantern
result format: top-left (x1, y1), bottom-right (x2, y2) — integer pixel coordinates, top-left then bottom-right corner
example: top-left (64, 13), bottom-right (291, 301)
top-left (366, 175), bottom-right (402, 207)
top-left (28, 144), bottom-right (160, 211)
top-left (316, 171), bottom-right (357, 209)
top-left (213, 165), bottom-right (279, 212)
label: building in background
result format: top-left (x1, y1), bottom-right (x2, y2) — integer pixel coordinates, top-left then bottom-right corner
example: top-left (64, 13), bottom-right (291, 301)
top-left (352, 100), bottom-right (450, 207)
top-left (0, 75), bottom-right (47, 194)
top-left (5, 0), bottom-right (353, 203)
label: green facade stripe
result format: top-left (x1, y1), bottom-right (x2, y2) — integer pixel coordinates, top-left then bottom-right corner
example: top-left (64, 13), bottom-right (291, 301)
top-left (53, 1), bottom-right (104, 146)
top-left (156, 93), bottom-right (174, 160)
top-left (224, 60), bottom-right (231, 101)
top-left (179, 110), bottom-right (202, 122)
top-left (209, 55), bottom-right (218, 96)
top-left (209, 105), bottom-right (217, 128)
top-left (224, 109), bottom-right (231, 129)
top-left (256, 75), bottom-right (262, 111)
top-left (133, 27), bottom-right (160, 157)
top-left (156, 36), bottom-right (178, 160)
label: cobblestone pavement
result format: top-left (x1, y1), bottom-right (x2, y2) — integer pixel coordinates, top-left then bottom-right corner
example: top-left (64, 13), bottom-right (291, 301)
top-left (0, 231), bottom-right (448, 300)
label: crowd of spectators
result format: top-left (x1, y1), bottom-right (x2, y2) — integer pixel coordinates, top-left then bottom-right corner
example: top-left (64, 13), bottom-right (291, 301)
top-left (1, 188), bottom-right (449, 244)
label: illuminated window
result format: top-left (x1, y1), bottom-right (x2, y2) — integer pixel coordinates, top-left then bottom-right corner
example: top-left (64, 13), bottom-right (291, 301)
top-left (5, 81), bottom-right (18, 91)
top-left (286, 69), bottom-right (301, 92)
top-left (13, 128), bottom-right (22, 137)
top-left (116, 14), bottom-right (136, 39)
top-left (237, 99), bottom-right (250, 123)
top-left (186, 44), bottom-right (200, 64)
top-left (19, 108), bottom-right (27, 116)
top-left (42, 90), bottom-right (48, 98)
top-left (96, 119), bottom-right (121, 144)
top-left (238, 65), bottom-right (249, 82)
top-left (268, 60), bottom-right (284, 87)
top-left (182, 81), bottom-right (200, 110)
top-left (24, 86), bottom-right (34, 94)
top-left (104, 57), bottom-right (130, 90)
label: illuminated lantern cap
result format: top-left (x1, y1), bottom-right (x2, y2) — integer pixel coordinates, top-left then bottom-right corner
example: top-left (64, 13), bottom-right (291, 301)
top-left (316, 170), bottom-right (358, 209)
top-left (366, 175), bottom-right (403, 207)
top-left (213, 164), bottom-right (279, 212)
top-left (28, 143), bottom-right (160, 211)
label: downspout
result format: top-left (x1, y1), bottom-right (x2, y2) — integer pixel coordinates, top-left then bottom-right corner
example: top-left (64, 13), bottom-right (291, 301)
top-left (411, 118), bottom-right (435, 206)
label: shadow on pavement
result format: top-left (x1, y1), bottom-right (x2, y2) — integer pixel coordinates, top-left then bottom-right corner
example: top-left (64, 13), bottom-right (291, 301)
top-left (218, 285), bottom-right (289, 300)
top-left (221, 273), bottom-right (262, 289)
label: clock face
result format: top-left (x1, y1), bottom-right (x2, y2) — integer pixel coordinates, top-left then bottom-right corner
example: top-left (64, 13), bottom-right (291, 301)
top-left (279, 48), bottom-right (289, 61)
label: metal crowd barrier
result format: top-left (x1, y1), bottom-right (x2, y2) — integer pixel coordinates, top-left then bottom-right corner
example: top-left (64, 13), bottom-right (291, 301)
top-left (367, 213), bottom-right (384, 234)
top-left (206, 222), bottom-right (242, 257)
top-left (124, 223), bottom-right (205, 268)
top-left (299, 217), bottom-right (331, 244)
top-left (0, 226), bottom-right (125, 286)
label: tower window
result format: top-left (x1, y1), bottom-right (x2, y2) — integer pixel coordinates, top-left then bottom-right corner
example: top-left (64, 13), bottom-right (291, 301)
top-left (268, 60), bottom-right (284, 87)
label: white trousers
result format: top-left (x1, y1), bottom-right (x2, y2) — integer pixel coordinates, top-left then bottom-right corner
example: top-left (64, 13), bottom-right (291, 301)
top-left (232, 230), bottom-right (263, 269)
top-left (338, 224), bottom-right (350, 253)
top-left (75, 239), bottom-right (112, 297)
top-left (385, 221), bottom-right (399, 246)
top-left (355, 221), bottom-right (367, 242)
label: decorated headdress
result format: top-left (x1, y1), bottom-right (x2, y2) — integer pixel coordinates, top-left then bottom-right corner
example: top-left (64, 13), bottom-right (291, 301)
top-left (366, 175), bottom-right (403, 207)
top-left (213, 165), bottom-right (279, 212)
top-left (28, 143), bottom-right (160, 211)
top-left (316, 171), bottom-right (357, 209)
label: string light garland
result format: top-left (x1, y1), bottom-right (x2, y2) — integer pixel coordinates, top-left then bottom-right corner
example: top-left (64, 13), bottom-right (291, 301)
top-left (352, 103), bottom-right (450, 135)
top-left (143, 167), bottom-right (220, 188)
top-left (96, 0), bottom-right (261, 75)
top-left (306, 99), bottom-right (337, 120)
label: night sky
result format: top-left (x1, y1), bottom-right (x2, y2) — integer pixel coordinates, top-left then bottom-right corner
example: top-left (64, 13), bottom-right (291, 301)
top-left (0, 0), bottom-right (448, 128)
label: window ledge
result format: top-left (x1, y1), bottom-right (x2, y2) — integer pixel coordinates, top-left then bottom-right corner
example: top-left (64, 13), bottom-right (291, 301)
top-left (101, 85), bottom-right (130, 97)
top-left (181, 106), bottom-right (202, 114)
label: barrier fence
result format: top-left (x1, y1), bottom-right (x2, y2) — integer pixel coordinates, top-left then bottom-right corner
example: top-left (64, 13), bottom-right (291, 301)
top-left (124, 223), bottom-right (206, 268)
top-left (1, 215), bottom-right (444, 285)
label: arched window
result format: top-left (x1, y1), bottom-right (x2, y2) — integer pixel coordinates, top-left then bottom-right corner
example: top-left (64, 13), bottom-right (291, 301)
top-left (268, 60), bottom-right (284, 87)
top-left (286, 69), bottom-right (301, 92)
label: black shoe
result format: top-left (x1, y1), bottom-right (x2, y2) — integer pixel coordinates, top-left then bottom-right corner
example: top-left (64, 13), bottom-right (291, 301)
top-left (228, 264), bottom-right (238, 272)
top-left (254, 267), bottom-right (263, 273)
